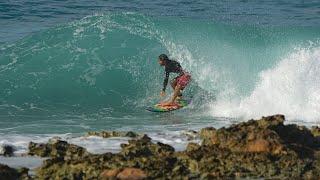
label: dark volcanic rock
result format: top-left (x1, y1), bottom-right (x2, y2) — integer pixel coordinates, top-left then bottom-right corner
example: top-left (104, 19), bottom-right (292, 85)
top-left (200, 114), bottom-right (320, 156)
top-left (32, 115), bottom-right (320, 179)
top-left (87, 131), bottom-right (139, 138)
top-left (200, 115), bottom-right (287, 154)
top-left (182, 130), bottom-right (198, 140)
top-left (311, 126), bottom-right (320, 137)
top-left (120, 134), bottom-right (175, 158)
top-left (0, 145), bottom-right (15, 157)
top-left (0, 164), bottom-right (30, 180)
top-left (28, 139), bottom-right (88, 160)
top-left (0, 164), bottom-right (19, 180)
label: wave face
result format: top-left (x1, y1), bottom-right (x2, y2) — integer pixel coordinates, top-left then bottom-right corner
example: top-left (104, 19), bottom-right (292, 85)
top-left (0, 12), bottom-right (319, 134)
top-left (0, 13), bottom-right (165, 118)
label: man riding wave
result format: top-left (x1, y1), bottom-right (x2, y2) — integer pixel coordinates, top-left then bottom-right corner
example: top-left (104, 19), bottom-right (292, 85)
top-left (158, 54), bottom-right (191, 106)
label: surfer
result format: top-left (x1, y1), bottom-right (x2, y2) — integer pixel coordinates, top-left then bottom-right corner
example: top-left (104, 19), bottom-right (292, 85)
top-left (158, 54), bottom-right (191, 106)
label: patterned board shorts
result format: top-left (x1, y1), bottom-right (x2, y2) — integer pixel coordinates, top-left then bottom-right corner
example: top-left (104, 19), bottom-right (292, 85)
top-left (176, 73), bottom-right (191, 89)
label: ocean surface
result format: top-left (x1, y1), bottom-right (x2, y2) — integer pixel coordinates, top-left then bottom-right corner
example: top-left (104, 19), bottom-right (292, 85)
top-left (0, 0), bottom-right (320, 157)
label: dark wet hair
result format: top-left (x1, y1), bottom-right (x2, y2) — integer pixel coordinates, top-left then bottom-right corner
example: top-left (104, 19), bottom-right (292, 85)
top-left (159, 54), bottom-right (169, 61)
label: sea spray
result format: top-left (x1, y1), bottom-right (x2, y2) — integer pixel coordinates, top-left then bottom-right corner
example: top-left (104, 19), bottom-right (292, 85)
top-left (211, 43), bottom-right (320, 123)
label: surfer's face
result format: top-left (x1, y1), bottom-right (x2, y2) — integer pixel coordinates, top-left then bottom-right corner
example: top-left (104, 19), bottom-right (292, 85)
top-left (158, 59), bottom-right (165, 66)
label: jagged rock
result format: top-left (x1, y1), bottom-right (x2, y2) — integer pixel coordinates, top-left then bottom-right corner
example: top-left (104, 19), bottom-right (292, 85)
top-left (186, 142), bottom-right (201, 152)
top-left (48, 136), bottom-right (62, 144)
top-left (120, 134), bottom-right (174, 158)
top-left (126, 131), bottom-right (139, 138)
top-left (16, 167), bottom-right (30, 180)
top-left (311, 126), bottom-right (320, 137)
top-left (182, 130), bottom-right (198, 140)
top-left (0, 145), bottom-right (15, 157)
top-left (31, 115), bottom-right (320, 179)
top-left (100, 169), bottom-right (120, 179)
top-left (28, 139), bottom-right (88, 160)
top-left (116, 168), bottom-right (147, 180)
top-left (258, 114), bottom-right (285, 128)
top-left (87, 131), bottom-right (139, 138)
top-left (28, 142), bottom-right (51, 157)
top-left (199, 114), bottom-right (320, 156)
top-left (0, 164), bottom-right (19, 180)
top-left (199, 127), bottom-right (216, 145)
top-left (0, 164), bottom-right (30, 180)
top-left (199, 115), bottom-right (286, 154)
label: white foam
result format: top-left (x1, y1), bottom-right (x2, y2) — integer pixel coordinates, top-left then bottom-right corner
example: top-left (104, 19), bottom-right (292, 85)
top-left (0, 128), bottom-right (201, 158)
top-left (211, 45), bottom-right (320, 124)
top-left (0, 134), bottom-right (53, 155)
top-left (0, 156), bottom-right (45, 170)
top-left (69, 136), bottom-right (131, 154)
top-left (148, 131), bottom-right (200, 151)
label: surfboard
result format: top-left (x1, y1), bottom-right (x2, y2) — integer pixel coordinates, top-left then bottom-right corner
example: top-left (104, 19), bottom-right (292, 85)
top-left (146, 98), bottom-right (191, 112)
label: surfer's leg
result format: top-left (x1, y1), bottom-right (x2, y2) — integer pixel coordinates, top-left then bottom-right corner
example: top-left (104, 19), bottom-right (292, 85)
top-left (169, 84), bottom-right (182, 103)
top-left (176, 74), bottom-right (191, 98)
top-left (161, 84), bottom-right (182, 105)
top-left (170, 78), bottom-right (177, 90)
top-left (172, 77), bottom-right (183, 97)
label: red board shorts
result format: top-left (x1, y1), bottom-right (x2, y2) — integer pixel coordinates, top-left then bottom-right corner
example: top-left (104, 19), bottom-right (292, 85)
top-left (176, 72), bottom-right (191, 89)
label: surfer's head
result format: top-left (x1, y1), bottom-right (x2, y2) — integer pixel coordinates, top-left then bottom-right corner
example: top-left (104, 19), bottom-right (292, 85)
top-left (158, 54), bottom-right (169, 66)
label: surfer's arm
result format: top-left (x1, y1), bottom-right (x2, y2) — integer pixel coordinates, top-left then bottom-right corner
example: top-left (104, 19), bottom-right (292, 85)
top-left (162, 71), bottom-right (169, 92)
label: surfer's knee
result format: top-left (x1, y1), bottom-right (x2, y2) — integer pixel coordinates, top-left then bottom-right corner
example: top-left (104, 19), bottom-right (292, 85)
top-left (170, 79), bottom-right (177, 88)
top-left (175, 84), bottom-right (182, 91)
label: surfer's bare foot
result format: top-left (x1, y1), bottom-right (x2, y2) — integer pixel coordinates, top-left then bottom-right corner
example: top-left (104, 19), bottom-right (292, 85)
top-left (177, 92), bottom-right (182, 100)
top-left (161, 101), bottom-right (176, 106)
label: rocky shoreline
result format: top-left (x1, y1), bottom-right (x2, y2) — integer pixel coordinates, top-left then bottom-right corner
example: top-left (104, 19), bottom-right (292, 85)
top-left (1, 114), bottom-right (320, 179)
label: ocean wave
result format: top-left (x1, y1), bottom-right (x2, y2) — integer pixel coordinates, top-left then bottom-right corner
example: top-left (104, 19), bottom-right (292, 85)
top-left (0, 12), bottom-right (319, 129)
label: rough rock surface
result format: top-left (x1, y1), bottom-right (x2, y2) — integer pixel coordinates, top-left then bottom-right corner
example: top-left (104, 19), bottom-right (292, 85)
top-left (311, 126), bottom-right (320, 137)
top-left (87, 131), bottom-right (139, 138)
top-left (0, 164), bottom-right (30, 180)
top-left (28, 115), bottom-right (320, 179)
top-left (28, 138), bottom-right (89, 160)
top-left (200, 114), bottom-right (320, 156)
top-left (0, 145), bottom-right (15, 157)
top-left (116, 168), bottom-right (147, 180)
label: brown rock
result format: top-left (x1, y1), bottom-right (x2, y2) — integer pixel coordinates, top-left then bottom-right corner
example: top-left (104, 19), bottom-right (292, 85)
top-left (28, 140), bottom-right (88, 159)
top-left (311, 126), bottom-right (320, 137)
top-left (246, 139), bottom-right (270, 153)
top-left (186, 143), bottom-right (201, 152)
top-left (100, 169), bottom-right (120, 179)
top-left (117, 168), bottom-right (147, 180)
top-left (199, 115), bottom-right (290, 154)
top-left (182, 130), bottom-right (198, 140)
top-left (30, 114), bottom-right (320, 179)
top-left (258, 114), bottom-right (285, 128)
top-left (199, 127), bottom-right (216, 145)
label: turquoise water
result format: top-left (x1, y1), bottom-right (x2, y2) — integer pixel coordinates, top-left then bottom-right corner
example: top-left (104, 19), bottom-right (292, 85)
top-left (1, 0), bottom-right (320, 43)
top-left (0, 1), bottom-right (319, 153)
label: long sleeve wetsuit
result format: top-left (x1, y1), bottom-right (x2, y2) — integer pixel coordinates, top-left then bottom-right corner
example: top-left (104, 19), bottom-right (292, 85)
top-left (162, 60), bottom-right (184, 92)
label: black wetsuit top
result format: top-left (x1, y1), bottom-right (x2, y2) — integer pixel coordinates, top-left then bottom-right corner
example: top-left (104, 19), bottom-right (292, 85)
top-left (162, 60), bottom-right (184, 92)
